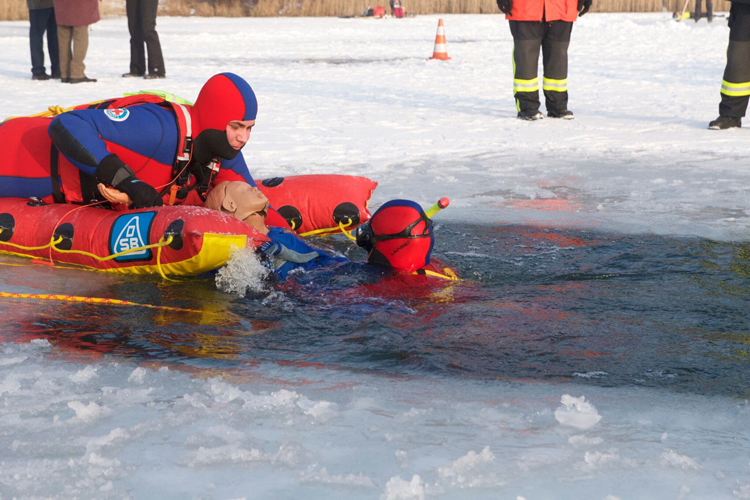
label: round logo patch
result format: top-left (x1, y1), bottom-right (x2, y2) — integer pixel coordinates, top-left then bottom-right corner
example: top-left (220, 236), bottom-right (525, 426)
top-left (104, 108), bottom-right (130, 121)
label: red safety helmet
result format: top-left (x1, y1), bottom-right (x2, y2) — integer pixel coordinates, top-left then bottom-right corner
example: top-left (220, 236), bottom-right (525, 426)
top-left (355, 200), bottom-right (433, 272)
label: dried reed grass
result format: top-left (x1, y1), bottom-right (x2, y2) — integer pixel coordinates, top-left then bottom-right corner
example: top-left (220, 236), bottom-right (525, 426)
top-left (0, 0), bottom-right (734, 20)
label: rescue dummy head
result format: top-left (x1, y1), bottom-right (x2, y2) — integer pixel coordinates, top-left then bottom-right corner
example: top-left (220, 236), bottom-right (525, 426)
top-left (205, 181), bottom-right (270, 235)
top-left (190, 73), bottom-right (258, 165)
top-left (355, 199), bottom-right (434, 273)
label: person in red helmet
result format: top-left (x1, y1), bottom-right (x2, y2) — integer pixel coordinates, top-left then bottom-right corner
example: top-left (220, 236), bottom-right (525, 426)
top-left (0, 73), bottom-right (271, 214)
top-left (355, 200), bottom-right (434, 273)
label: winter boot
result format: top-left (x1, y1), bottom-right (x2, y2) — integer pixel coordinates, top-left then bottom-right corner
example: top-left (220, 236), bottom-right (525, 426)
top-left (517, 110), bottom-right (543, 121)
top-left (708, 115), bottom-right (742, 130)
top-left (548, 109), bottom-right (574, 120)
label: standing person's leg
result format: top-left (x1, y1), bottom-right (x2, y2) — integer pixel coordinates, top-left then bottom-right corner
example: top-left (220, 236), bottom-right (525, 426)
top-left (69, 25), bottom-right (96, 83)
top-left (706, 0), bottom-right (713, 22)
top-left (510, 20), bottom-right (544, 119)
top-left (141, 0), bottom-right (165, 78)
top-left (57, 25), bottom-right (72, 82)
top-left (541, 20), bottom-right (573, 118)
top-left (126, 0), bottom-right (146, 76)
top-left (29, 9), bottom-right (47, 79)
top-left (694, 0), bottom-right (703, 20)
top-left (46, 8), bottom-right (60, 78)
top-left (710, 3), bottom-right (750, 129)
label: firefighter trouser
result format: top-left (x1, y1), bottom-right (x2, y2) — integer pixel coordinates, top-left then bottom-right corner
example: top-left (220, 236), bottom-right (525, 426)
top-left (510, 20), bottom-right (573, 115)
top-left (719, 3), bottom-right (750, 118)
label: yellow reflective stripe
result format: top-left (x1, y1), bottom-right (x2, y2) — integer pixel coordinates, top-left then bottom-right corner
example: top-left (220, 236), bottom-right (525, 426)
top-left (543, 77), bottom-right (568, 92)
top-left (721, 80), bottom-right (750, 97)
top-left (514, 78), bottom-right (539, 93)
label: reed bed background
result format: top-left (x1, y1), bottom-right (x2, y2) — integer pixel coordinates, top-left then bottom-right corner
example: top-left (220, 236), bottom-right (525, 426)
top-left (0, 0), bottom-right (733, 20)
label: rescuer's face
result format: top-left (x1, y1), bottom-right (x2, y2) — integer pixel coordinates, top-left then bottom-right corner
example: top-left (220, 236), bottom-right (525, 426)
top-left (226, 120), bottom-right (255, 150)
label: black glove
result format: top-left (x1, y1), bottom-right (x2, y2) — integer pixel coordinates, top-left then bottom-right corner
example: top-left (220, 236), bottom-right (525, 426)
top-left (578, 0), bottom-right (592, 16)
top-left (96, 154), bottom-right (162, 208)
top-left (116, 178), bottom-right (163, 208)
top-left (497, 0), bottom-right (512, 14)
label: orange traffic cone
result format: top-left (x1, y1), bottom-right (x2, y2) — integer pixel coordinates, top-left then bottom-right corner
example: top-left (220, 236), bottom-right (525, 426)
top-left (429, 19), bottom-right (451, 61)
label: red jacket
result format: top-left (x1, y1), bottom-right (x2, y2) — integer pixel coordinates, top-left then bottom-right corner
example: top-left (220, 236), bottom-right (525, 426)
top-left (52, 0), bottom-right (100, 26)
top-left (506, 0), bottom-right (578, 22)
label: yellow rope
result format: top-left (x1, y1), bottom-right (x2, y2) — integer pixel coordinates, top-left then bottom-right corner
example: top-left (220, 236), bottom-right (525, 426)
top-left (300, 219), bottom-right (355, 238)
top-left (0, 232), bottom-right (63, 252)
top-left (413, 267), bottom-right (459, 281)
top-left (0, 291), bottom-right (206, 313)
top-left (0, 228), bottom-right (177, 278)
top-left (49, 234), bottom-right (174, 262)
top-left (3, 103), bottom-right (82, 122)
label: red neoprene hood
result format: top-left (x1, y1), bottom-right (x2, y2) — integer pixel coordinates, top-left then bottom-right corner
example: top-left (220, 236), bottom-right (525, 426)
top-left (191, 73), bottom-right (258, 134)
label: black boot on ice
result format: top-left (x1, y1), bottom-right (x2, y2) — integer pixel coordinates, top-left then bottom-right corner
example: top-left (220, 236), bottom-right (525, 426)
top-left (708, 115), bottom-right (741, 130)
top-left (517, 110), bottom-right (543, 121)
top-left (548, 109), bottom-right (574, 120)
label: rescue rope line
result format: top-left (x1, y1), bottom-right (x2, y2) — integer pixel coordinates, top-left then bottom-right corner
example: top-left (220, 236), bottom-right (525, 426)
top-left (0, 291), bottom-right (206, 313)
top-left (415, 267), bottom-right (459, 281)
top-left (2, 103), bottom-right (84, 122)
top-left (300, 219), bottom-right (355, 238)
top-left (0, 229), bottom-right (176, 280)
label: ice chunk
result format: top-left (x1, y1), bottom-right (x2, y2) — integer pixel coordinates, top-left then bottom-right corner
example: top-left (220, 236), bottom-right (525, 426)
top-left (185, 444), bottom-right (262, 467)
top-left (579, 450), bottom-right (637, 470)
top-left (438, 446), bottom-right (502, 488)
top-left (0, 355), bottom-right (27, 366)
top-left (70, 366), bottom-right (98, 383)
top-left (0, 374), bottom-right (21, 395)
top-left (382, 475), bottom-right (425, 500)
top-left (298, 399), bottom-right (338, 422)
top-left (555, 395), bottom-right (602, 429)
top-left (128, 367), bottom-right (147, 384)
top-left (300, 467), bottom-right (375, 487)
top-left (660, 450), bottom-right (700, 470)
top-left (568, 435), bottom-right (604, 446)
top-left (735, 481), bottom-right (750, 498)
top-left (68, 401), bottom-right (112, 423)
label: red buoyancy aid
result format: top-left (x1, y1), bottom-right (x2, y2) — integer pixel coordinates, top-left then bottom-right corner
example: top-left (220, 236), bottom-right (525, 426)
top-left (506, 0), bottom-right (578, 22)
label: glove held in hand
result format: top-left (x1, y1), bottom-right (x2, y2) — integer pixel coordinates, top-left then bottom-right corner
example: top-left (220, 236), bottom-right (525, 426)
top-left (496, 0), bottom-right (512, 14)
top-left (578, 0), bottom-right (592, 16)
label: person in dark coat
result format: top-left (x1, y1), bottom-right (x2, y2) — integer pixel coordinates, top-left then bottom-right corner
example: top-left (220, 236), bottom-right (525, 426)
top-left (52, 0), bottom-right (99, 83)
top-left (27, 0), bottom-right (60, 81)
top-left (123, 0), bottom-right (165, 79)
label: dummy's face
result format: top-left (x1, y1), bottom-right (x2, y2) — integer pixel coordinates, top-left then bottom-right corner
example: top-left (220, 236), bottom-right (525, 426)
top-left (226, 120), bottom-right (255, 150)
top-left (224, 182), bottom-right (269, 234)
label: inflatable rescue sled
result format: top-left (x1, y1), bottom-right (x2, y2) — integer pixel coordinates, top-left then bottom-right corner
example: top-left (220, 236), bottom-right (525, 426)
top-left (0, 175), bottom-right (377, 276)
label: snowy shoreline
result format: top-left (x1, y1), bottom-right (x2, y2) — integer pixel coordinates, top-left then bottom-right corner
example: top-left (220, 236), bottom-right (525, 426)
top-left (1, 13), bottom-right (748, 241)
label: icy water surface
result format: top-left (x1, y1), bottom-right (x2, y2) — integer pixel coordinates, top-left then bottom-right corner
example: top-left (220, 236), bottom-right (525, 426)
top-left (2, 222), bottom-right (748, 399)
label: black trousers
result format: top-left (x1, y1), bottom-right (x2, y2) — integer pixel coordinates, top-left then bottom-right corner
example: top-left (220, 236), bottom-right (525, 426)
top-left (719, 2), bottom-right (750, 118)
top-left (127, 0), bottom-right (165, 76)
top-left (510, 19), bottom-right (573, 115)
top-left (29, 7), bottom-right (59, 77)
top-left (694, 0), bottom-right (713, 20)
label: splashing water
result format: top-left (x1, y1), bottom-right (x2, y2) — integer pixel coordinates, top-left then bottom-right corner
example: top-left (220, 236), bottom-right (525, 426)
top-left (214, 246), bottom-right (271, 297)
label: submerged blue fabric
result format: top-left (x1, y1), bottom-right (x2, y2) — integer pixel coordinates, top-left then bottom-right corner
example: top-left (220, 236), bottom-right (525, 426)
top-left (266, 227), bottom-right (348, 281)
